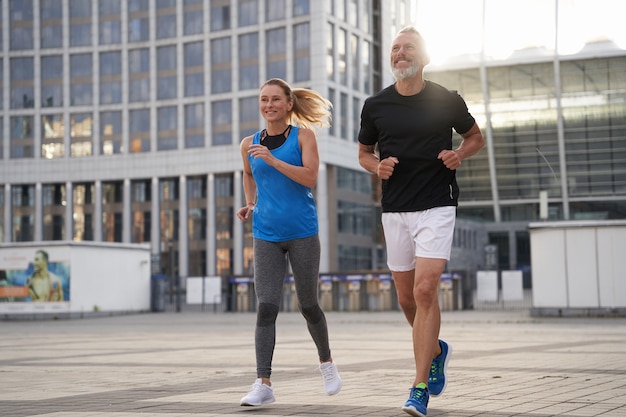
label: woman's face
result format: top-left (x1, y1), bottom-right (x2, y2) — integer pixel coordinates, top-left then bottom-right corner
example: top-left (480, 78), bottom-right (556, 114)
top-left (259, 84), bottom-right (292, 123)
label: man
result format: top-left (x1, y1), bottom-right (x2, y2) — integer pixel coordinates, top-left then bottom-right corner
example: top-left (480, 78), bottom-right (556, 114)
top-left (26, 250), bottom-right (64, 302)
top-left (358, 26), bottom-right (485, 417)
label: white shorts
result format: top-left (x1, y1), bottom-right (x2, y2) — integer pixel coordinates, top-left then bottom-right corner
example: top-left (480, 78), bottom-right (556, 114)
top-left (381, 206), bottom-right (456, 272)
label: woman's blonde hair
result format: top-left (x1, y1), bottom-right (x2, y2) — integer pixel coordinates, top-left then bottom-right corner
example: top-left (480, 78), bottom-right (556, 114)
top-left (260, 78), bottom-right (332, 130)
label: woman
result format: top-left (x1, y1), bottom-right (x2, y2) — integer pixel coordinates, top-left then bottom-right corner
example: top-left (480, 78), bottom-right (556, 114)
top-left (236, 78), bottom-right (341, 406)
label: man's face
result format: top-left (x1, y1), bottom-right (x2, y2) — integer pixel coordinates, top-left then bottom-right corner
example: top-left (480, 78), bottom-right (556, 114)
top-left (33, 253), bottom-right (46, 273)
top-left (390, 32), bottom-right (430, 81)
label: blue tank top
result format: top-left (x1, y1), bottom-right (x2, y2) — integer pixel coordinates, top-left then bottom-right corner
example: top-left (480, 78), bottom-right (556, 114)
top-left (249, 126), bottom-right (319, 242)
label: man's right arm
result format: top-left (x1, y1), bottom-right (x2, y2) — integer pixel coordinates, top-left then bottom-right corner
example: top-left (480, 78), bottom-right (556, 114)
top-left (359, 143), bottom-right (398, 180)
top-left (358, 143), bottom-right (379, 175)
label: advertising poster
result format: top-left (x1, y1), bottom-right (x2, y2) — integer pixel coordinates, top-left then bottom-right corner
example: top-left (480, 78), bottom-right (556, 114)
top-left (0, 247), bottom-right (70, 313)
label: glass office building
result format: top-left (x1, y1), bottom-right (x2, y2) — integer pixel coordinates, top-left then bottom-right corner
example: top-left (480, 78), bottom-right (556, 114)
top-left (0, 0), bottom-right (412, 280)
top-left (419, 0), bottom-right (626, 277)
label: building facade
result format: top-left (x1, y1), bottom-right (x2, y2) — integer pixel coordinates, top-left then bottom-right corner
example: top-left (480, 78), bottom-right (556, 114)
top-left (0, 0), bottom-right (414, 282)
top-left (2, 0), bottom-right (624, 298)
top-left (423, 5), bottom-right (626, 283)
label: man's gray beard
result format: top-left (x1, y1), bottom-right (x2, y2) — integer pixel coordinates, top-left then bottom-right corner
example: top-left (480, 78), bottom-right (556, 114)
top-left (392, 64), bottom-right (418, 81)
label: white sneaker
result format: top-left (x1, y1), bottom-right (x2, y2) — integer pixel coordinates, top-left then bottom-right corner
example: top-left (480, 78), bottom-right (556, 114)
top-left (240, 379), bottom-right (275, 406)
top-left (320, 361), bottom-right (342, 395)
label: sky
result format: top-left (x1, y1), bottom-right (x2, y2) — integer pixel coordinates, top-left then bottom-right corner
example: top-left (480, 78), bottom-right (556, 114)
top-left (412, 0), bottom-right (626, 65)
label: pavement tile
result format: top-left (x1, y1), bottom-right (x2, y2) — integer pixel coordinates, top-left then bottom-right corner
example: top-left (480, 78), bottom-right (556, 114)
top-left (0, 310), bottom-right (625, 416)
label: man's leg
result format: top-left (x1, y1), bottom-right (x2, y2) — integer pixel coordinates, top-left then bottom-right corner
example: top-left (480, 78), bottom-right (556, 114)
top-left (393, 262), bottom-right (443, 383)
top-left (411, 257), bottom-right (446, 386)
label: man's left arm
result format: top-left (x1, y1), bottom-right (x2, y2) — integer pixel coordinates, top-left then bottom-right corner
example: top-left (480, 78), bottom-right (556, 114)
top-left (438, 122), bottom-right (485, 170)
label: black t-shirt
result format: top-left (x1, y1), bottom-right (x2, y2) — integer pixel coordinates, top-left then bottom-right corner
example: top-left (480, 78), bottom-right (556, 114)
top-left (358, 81), bottom-right (476, 212)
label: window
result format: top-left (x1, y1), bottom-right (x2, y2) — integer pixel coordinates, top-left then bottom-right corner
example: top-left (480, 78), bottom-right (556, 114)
top-left (157, 106), bottom-right (178, 151)
top-left (187, 176), bottom-right (207, 276)
top-left (340, 92), bottom-right (348, 139)
top-left (361, 0), bottom-right (371, 32)
top-left (159, 179), bottom-right (179, 245)
top-left (326, 23), bottom-right (335, 81)
top-left (215, 174), bottom-right (234, 277)
top-left (211, 37), bottom-right (231, 93)
top-left (266, 28), bottom-right (286, 80)
top-left (99, 0), bottom-right (121, 44)
top-left (328, 88), bottom-right (335, 137)
top-left (184, 0), bottom-right (203, 35)
top-left (184, 42), bottom-right (204, 97)
top-left (41, 55), bottom-right (63, 107)
top-left (210, 0), bottom-right (230, 31)
top-left (103, 181), bottom-right (124, 243)
top-left (10, 0), bottom-right (34, 50)
top-left (10, 116), bottom-right (34, 158)
top-left (40, 0), bottom-right (63, 49)
top-left (42, 184), bottom-right (66, 241)
top-left (100, 111), bottom-right (122, 155)
top-left (12, 185), bottom-right (35, 242)
top-left (185, 103), bottom-right (205, 148)
top-left (128, 0), bottom-right (149, 42)
top-left (100, 51), bottom-right (122, 104)
top-left (131, 180), bottom-right (151, 243)
top-left (73, 183), bottom-right (95, 241)
top-left (352, 97), bottom-right (360, 143)
top-left (238, 0), bottom-right (258, 27)
top-left (338, 28), bottom-right (347, 85)
top-left (69, 0), bottom-right (92, 47)
top-left (70, 113), bottom-right (93, 157)
top-left (294, 23), bottom-right (310, 82)
top-left (293, 0), bottom-right (309, 16)
top-left (41, 114), bottom-right (65, 159)
top-left (348, 0), bottom-right (358, 27)
top-left (157, 45), bottom-right (177, 100)
top-left (129, 48), bottom-right (150, 102)
top-left (10, 57), bottom-right (34, 109)
top-left (239, 33), bottom-right (259, 90)
top-left (351, 34), bottom-right (359, 90)
top-left (212, 100), bottom-right (232, 145)
top-left (70, 54), bottom-right (93, 106)
top-left (156, 0), bottom-right (176, 39)
top-left (362, 39), bottom-right (371, 94)
top-left (265, 0), bottom-right (285, 21)
top-left (129, 109), bottom-right (150, 153)
top-left (239, 96), bottom-right (258, 139)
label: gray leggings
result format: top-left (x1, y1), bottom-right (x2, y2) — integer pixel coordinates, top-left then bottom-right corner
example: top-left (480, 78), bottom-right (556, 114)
top-left (253, 235), bottom-right (331, 378)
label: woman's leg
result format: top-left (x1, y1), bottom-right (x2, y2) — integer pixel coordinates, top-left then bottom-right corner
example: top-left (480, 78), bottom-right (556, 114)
top-left (287, 235), bottom-right (331, 362)
top-left (253, 238), bottom-right (288, 379)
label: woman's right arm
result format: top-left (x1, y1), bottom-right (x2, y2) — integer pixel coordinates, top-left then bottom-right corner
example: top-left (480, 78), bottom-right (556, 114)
top-left (237, 136), bottom-right (257, 221)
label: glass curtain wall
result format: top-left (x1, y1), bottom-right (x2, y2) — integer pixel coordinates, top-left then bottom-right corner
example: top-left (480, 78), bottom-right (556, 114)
top-left (12, 185), bottom-right (35, 242)
top-left (187, 176), bottom-right (207, 277)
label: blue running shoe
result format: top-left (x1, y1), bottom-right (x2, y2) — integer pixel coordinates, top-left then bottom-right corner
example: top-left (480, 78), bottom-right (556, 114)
top-left (428, 339), bottom-right (451, 397)
top-left (402, 385), bottom-right (429, 417)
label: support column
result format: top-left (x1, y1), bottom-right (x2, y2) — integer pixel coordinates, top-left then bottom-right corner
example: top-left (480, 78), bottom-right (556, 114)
top-left (206, 174), bottom-right (216, 276)
top-left (151, 177), bottom-right (160, 256)
top-left (65, 181), bottom-right (73, 241)
top-left (233, 171), bottom-right (243, 275)
top-left (317, 163), bottom-right (330, 274)
top-left (3, 185), bottom-right (11, 243)
top-left (94, 180), bottom-right (102, 241)
top-left (178, 175), bottom-right (188, 279)
top-left (35, 183), bottom-right (42, 241)
top-left (123, 179), bottom-right (131, 243)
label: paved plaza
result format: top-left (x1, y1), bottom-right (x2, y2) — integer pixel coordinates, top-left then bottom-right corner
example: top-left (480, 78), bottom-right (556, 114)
top-left (1, 309), bottom-right (625, 417)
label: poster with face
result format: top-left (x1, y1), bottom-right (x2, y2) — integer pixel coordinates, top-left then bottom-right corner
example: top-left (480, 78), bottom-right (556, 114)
top-left (0, 247), bottom-right (70, 312)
